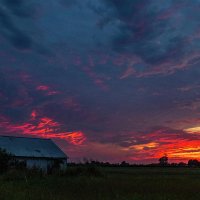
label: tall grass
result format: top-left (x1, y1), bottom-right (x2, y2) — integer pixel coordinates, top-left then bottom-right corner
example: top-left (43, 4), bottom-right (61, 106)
top-left (1, 167), bottom-right (200, 200)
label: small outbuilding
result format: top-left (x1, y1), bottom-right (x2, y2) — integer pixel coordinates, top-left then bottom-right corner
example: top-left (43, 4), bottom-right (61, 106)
top-left (0, 135), bottom-right (68, 171)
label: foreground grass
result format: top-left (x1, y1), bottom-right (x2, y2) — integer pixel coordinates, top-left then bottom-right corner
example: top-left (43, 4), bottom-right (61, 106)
top-left (1, 167), bottom-right (200, 200)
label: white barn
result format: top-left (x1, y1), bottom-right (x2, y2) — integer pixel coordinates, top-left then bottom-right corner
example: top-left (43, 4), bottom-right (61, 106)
top-left (0, 136), bottom-right (68, 171)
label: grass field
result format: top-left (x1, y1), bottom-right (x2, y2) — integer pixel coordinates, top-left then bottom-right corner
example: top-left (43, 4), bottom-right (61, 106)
top-left (0, 167), bottom-right (200, 200)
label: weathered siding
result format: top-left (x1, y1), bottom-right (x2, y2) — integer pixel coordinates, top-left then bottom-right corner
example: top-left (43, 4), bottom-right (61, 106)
top-left (26, 159), bottom-right (54, 171)
top-left (60, 159), bottom-right (68, 170)
top-left (16, 157), bottom-right (67, 171)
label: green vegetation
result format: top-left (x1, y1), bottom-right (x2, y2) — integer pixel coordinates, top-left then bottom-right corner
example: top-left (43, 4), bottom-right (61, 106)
top-left (0, 167), bottom-right (200, 200)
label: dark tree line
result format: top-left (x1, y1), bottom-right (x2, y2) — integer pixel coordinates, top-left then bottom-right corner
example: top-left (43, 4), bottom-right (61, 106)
top-left (188, 159), bottom-right (200, 167)
top-left (69, 156), bottom-right (200, 168)
top-left (158, 156), bottom-right (200, 167)
top-left (1, 148), bottom-right (200, 172)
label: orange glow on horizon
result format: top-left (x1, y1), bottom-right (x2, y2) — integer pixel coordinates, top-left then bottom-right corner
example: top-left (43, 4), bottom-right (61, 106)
top-left (123, 128), bottom-right (200, 163)
top-left (184, 126), bottom-right (200, 134)
top-left (124, 142), bottom-right (159, 151)
top-left (150, 140), bottom-right (200, 162)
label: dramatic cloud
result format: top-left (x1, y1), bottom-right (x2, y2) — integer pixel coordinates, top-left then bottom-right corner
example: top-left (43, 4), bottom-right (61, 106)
top-left (90, 0), bottom-right (200, 77)
top-left (1, 0), bottom-right (200, 163)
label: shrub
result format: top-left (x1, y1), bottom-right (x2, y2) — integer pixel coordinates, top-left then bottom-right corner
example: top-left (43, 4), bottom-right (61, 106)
top-left (61, 166), bottom-right (104, 177)
top-left (0, 148), bottom-right (14, 173)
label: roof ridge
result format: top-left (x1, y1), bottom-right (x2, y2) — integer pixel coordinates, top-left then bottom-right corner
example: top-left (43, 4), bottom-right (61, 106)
top-left (0, 135), bottom-right (68, 158)
top-left (0, 135), bottom-right (51, 140)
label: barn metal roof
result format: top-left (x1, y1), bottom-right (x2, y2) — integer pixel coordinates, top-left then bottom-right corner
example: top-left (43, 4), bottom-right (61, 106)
top-left (0, 136), bottom-right (67, 159)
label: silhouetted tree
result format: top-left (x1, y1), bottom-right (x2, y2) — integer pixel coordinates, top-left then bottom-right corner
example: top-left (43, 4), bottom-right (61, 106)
top-left (159, 155), bottom-right (168, 166)
top-left (120, 161), bottom-right (129, 167)
top-left (188, 159), bottom-right (200, 167)
top-left (0, 148), bottom-right (13, 173)
top-left (178, 162), bottom-right (187, 167)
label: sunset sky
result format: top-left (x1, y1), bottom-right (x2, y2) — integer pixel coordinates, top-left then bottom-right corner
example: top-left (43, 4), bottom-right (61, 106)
top-left (1, 0), bottom-right (200, 163)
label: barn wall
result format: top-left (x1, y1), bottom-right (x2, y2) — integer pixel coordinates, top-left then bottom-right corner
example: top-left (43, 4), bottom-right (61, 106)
top-left (16, 158), bottom-right (67, 171)
top-left (26, 159), bottom-right (53, 171)
top-left (60, 159), bottom-right (67, 170)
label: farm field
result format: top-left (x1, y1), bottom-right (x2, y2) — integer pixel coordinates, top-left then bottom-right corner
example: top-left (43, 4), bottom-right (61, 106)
top-left (0, 167), bottom-right (200, 200)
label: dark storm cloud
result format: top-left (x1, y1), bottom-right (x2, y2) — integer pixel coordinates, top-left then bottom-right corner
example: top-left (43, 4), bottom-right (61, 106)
top-left (59, 0), bottom-right (77, 7)
top-left (0, 0), bottom-right (43, 50)
top-left (98, 0), bottom-right (165, 58)
top-left (94, 0), bottom-right (200, 67)
top-left (0, 5), bottom-right (32, 49)
top-left (3, 0), bottom-right (35, 18)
